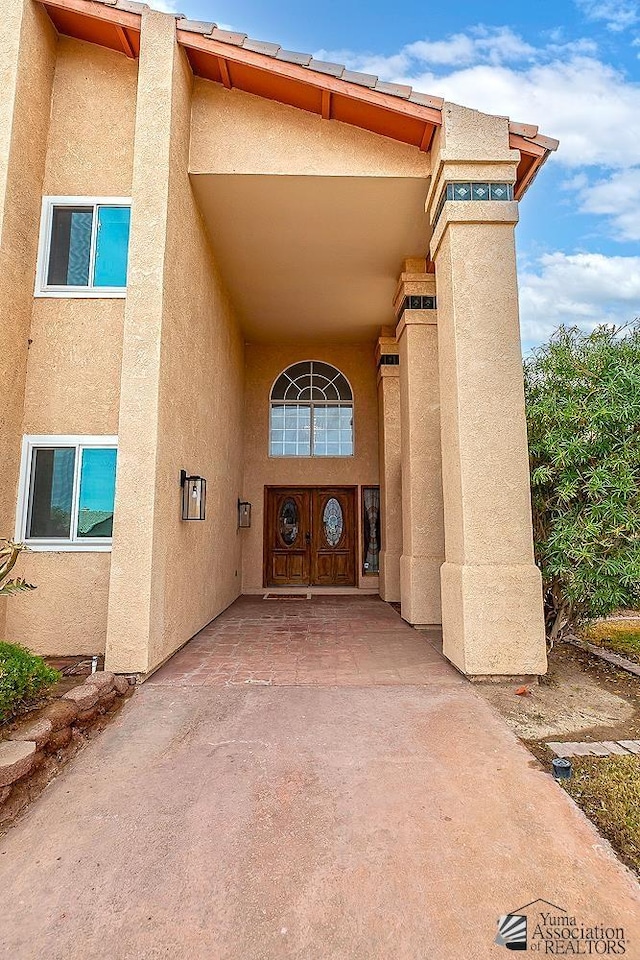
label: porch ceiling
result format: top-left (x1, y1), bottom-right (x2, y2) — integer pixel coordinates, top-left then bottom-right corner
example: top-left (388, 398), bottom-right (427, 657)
top-left (191, 174), bottom-right (430, 342)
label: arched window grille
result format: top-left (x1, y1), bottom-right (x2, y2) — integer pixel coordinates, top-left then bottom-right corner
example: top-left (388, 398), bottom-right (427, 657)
top-left (269, 361), bottom-right (354, 457)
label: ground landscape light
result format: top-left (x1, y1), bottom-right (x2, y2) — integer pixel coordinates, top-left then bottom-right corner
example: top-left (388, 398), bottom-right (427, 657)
top-left (552, 758), bottom-right (572, 780)
top-left (180, 470), bottom-right (206, 521)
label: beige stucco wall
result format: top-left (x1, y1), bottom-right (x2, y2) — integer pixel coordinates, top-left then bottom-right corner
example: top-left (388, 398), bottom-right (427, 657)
top-left (0, 0), bottom-right (56, 639)
top-left (242, 341), bottom-right (379, 593)
top-left (105, 12), bottom-right (244, 674)
top-left (190, 81), bottom-right (431, 179)
top-left (4, 35), bottom-right (137, 654)
top-left (42, 37), bottom-right (137, 197)
top-left (150, 55), bottom-right (245, 671)
top-left (5, 553), bottom-right (111, 656)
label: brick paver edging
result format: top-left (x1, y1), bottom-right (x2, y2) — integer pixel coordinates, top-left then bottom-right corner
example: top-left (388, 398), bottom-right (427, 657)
top-left (547, 740), bottom-right (640, 758)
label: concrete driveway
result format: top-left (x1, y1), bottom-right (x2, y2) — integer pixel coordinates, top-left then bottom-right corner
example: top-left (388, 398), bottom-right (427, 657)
top-left (1, 597), bottom-right (639, 959)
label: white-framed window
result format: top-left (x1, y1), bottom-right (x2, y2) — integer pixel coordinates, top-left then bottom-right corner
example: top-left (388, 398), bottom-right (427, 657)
top-left (16, 436), bottom-right (118, 552)
top-left (269, 361), bottom-right (354, 457)
top-left (35, 197), bottom-right (132, 298)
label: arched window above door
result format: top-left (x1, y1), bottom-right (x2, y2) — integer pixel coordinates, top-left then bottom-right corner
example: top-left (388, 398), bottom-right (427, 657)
top-left (269, 361), bottom-right (354, 457)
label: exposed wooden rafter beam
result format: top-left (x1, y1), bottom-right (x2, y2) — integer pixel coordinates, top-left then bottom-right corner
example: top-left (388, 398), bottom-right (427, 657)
top-left (321, 89), bottom-right (331, 120)
top-left (35, 0), bottom-right (557, 198)
top-left (115, 24), bottom-right (135, 59)
top-left (218, 57), bottom-right (232, 89)
top-left (419, 122), bottom-right (435, 153)
top-left (508, 133), bottom-right (547, 158)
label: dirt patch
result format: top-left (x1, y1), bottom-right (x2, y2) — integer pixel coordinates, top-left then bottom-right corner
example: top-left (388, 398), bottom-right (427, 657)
top-left (475, 642), bottom-right (640, 741)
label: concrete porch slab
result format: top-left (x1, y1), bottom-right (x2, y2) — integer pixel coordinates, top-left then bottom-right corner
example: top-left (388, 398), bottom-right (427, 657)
top-left (147, 595), bottom-right (457, 687)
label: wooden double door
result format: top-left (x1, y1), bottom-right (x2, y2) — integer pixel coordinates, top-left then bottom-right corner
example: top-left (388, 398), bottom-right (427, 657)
top-left (264, 487), bottom-right (357, 587)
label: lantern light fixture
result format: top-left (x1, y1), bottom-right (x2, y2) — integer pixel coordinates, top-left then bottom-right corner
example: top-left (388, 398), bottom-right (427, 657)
top-left (238, 499), bottom-right (252, 528)
top-left (180, 470), bottom-right (206, 521)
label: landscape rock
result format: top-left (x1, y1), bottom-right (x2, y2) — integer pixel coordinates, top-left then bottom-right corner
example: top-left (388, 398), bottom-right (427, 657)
top-left (113, 675), bottom-right (131, 696)
top-left (84, 671), bottom-right (115, 693)
top-left (41, 699), bottom-right (78, 731)
top-left (98, 690), bottom-right (117, 711)
top-left (75, 707), bottom-right (98, 724)
top-left (9, 718), bottom-right (53, 750)
top-left (0, 741), bottom-right (36, 787)
top-left (47, 726), bottom-right (72, 751)
top-left (63, 684), bottom-right (99, 711)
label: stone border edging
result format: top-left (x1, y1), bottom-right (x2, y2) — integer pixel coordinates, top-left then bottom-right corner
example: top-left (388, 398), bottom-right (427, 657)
top-left (565, 637), bottom-right (640, 678)
top-left (547, 739), bottom-right (640, 758)
top-left (0, 671), bottom-right (135, 824)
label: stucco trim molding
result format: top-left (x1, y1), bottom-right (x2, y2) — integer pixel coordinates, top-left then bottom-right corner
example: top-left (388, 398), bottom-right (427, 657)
top-left (430, 200), bottom-right (520, 260)
top-left (395, 310), bottom-right (438, 341)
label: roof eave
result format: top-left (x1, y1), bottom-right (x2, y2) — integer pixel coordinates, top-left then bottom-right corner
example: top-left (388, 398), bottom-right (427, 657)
top-left (35, 0), bottom-right (558, 194)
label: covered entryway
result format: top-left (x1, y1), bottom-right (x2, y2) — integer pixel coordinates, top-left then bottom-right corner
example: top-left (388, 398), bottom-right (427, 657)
top-left (264, 487), bottom-right (357, 588)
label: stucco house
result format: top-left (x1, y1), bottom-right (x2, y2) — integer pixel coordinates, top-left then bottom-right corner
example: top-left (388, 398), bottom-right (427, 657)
top-left (0, 0), bottom-right (558, 678)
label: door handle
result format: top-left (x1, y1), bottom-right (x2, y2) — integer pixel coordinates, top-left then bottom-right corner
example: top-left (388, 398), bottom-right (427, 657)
top-left (305, 532), bottom-right (311, 544)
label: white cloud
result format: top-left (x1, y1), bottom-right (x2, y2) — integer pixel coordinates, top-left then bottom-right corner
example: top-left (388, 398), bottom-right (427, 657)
top-left (426, 57), bottom-right (640, 169)
top-left (317, 27), bottom-right (640, 251)
top-left (405, 27), bottom-right (536, 66)
top-left (316, 26), bottom-right (538, 77)
top-left (319, 40), bottom-right (640, 171)
top-left (519, 252), bottom-right (640, 345)
top-left (577, 168), bottom-right (640, 240)
top-left (575, 0), bottom-right (639, 32)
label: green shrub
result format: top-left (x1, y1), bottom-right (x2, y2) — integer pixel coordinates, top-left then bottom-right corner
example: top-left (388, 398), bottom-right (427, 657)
top-left (524, 324), bottom-right (640, 641)
top-left (0, 642), bottom-right (60, 721)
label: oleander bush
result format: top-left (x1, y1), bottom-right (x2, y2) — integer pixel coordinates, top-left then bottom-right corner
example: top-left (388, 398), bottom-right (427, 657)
top-left (524, 324), bottom-right (640, 642)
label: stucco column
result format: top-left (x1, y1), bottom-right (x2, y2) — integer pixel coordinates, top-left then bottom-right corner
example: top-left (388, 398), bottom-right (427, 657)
top-left (376, 332), bottom-right (401, 602)
top-left (0, 0), bottom-right (56, 634)
top-left (395, 260), bottom-right (445, 625)
top-left (428, 102), bottom-right (547, 676)
top-left (105, 11), bottom-right (190, 673)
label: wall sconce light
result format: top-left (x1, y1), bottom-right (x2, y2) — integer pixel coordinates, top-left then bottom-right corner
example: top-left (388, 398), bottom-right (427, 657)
top-left (238, 499), bottom-right (252, 528)
top-left (180, 470), bottom-right (206, 521)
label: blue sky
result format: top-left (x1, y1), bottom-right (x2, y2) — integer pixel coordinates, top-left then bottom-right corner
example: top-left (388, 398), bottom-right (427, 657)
top-left (153, 0), bottom-right (640, 350)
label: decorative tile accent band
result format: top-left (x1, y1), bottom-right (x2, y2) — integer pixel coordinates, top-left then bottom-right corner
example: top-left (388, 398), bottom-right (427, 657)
top-left (379, 354), bottom-right (400, 366)
top-left (402, 295), bottom-right (437, 314)
top-left (432, 181), bottom-right (515, 227)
